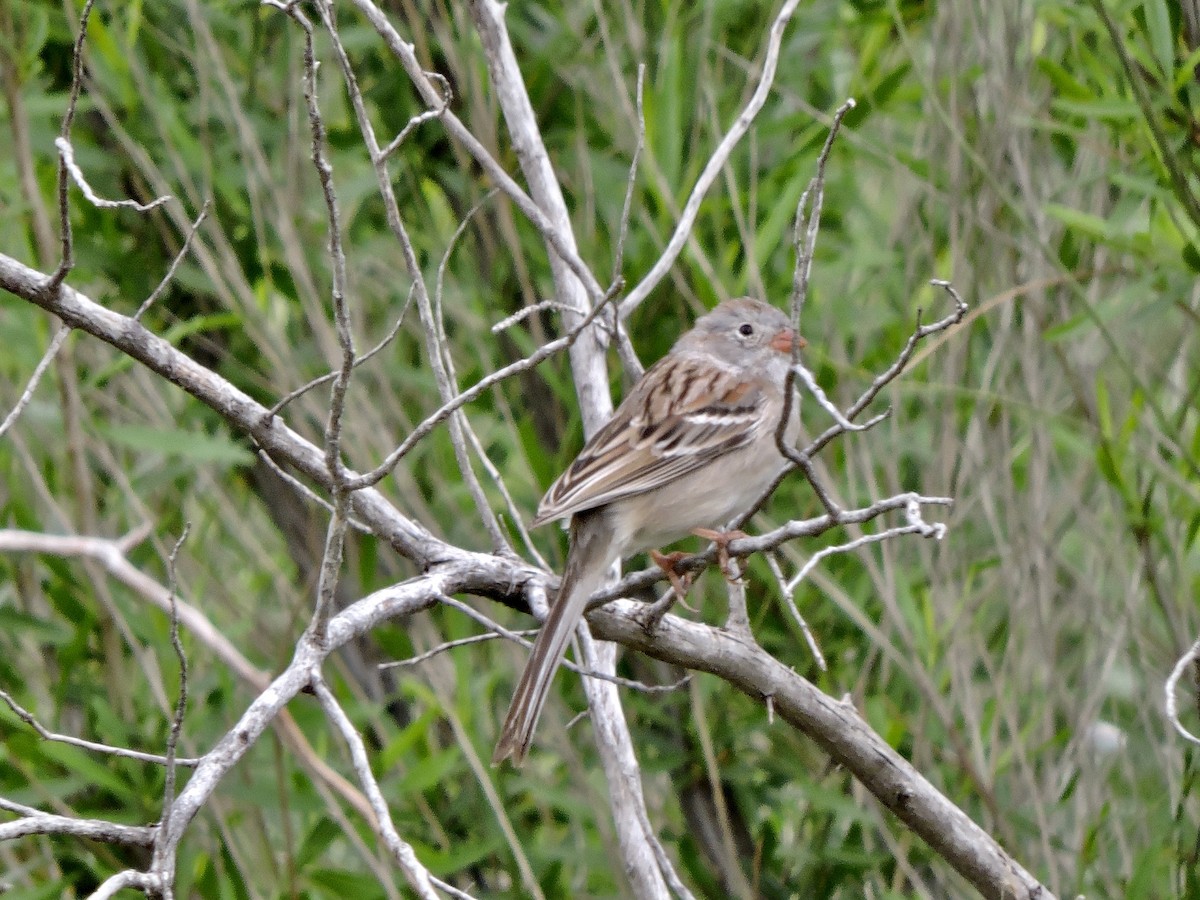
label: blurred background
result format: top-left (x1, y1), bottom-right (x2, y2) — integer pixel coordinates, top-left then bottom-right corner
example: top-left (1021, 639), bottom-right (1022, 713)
top-left (1, 0), bottom-right (1198, 896)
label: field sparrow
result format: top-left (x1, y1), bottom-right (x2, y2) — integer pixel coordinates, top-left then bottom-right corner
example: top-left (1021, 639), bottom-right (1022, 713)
top-left (493, 297), bottom-right (803, 764)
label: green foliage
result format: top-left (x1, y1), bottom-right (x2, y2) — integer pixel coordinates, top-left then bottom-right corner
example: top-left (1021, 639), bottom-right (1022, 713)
top-left (1, 0), bottom-right (1199, 896)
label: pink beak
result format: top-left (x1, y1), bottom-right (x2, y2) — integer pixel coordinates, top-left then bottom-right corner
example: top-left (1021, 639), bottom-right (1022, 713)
top-left (770, 328), bottom-right (805, 354)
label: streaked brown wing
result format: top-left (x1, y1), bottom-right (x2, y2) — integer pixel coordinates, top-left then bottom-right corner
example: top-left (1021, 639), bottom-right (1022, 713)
top-left (532, 355), bottom-right (765, 526)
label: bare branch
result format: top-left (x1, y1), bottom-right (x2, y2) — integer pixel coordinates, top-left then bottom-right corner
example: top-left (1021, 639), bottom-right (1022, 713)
top-left (0, 324), bottom-right (70, 439)
top-left (45, 0), bottom-right (96, 291)
top-left (599, 493), bottom-right (953, 605)
top-left (134, 201), bottom-right (210, 321)
top-left (55, 137), bottom-right (172, 214)
top-left (490, 299), bottom-right (575, 334)
top-left (0, 810), bottom-right (156, 848)
top-left (805, 280), bottom-right (969, 459)
top-left (574, 632), bottom-right (668, 898)
top-left (313, 677), bottom-right (440, 900)
top-left (0, 526), bottom-right (376, 821)
top-left (586, 599), bottom-right (1054, 900)
top-left (617, 0), bottom-right (805, 320)
top-left (155, 523), bottom-right (193, 881)
top-left (1165, 638), bottom-right (1200, 746)
top-left (254, 450), bottom-right (371, 533)
top-left (344, 281), bottom-right (622, 492)
top-left (0, 687), bottom-right (200, 767)
top-left (768, 98), bottom-right (858, 521)
top-left (379, 629), bottom-right (541, 668)
top-left (765, 551), bottom-right (825, 671)
top-left (87, 870), bottom-right (160, 899)
top-left (432, 188), bottom-right (510, 550)
top-left (346, 0), bottom-right (608, 308)
top-left (612, 63), bottom-right (646, 287)
top-left (264, 282), bottom-right (416, 420)
top-left (378, 73), bottom-right (452, 161)
top-left (783, 515), bottom-right (945, 596)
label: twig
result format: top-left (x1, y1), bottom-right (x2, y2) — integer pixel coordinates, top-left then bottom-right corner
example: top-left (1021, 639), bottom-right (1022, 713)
top-left (1165, 638), bottom-right (1200, 746)
top-left (379, 629), bottom-right (540, 668)
top-left (377, 73), bottom-right (452, 161)
top-left (313, 677), bottom-right (440, 900)
top-left (458, 421), bottom-right (551, 570)
top-left (491, 299), bottom-right (575, 334)
top-left (264, 282), bottom-right (416, 420)
top-left (773, 98), bottom-right (857, 520)
top-left (255, 449), bottom-right (371, 533)
top-left (0, 687), bottom-right (200, 767)
top-left (0, 811), bottom-right (155, 848)
top-left (804, 279), bottom-right (969, 460)
top-left (0, 324), bottom-right (70, 439)
top-left (435, 594), bottom-right (687, 694)
top-left (765, 551), bottom-right (825, 671)
top-left (44, 0), bottom-right (96, 292)
top-left (431, 188), bottom-right (509, 551)
top-left (608, 63), bottom-right (648, 381)
top-left (594, 493), bottom-right (955, 606)
top-left (277, 0), bottom-right (357, 642)
top-left (135, 201), bottom-right (210, 321)
top-left (347, 0), bottom-right (609, 308)
top-left (344, 280), bottom-right (623, 491)
top-left (784, 517), bottom-right (945, 595)
top-left (612, 63), bottom-right (646, 287)
top-left (156, 522), bottom-right (193, 874)
top-left (56, 137), bottom-right (172, 214)
top-left (790, 362), bottom-right (882, 433)
top-left (0, 525), bottom-right (376, 822)
top-left (617, 0), bottom-right (805, 320)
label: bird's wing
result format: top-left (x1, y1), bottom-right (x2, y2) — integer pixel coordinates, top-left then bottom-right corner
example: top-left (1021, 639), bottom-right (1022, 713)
top-left (532, 354), bottom-right (767, 526)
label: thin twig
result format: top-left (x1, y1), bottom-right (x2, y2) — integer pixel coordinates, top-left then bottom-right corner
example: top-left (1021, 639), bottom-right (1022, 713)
top-left (491, 299), bottom-right (575, 334)
top-left (346, 0), bottom-right (608, 307)
top-left (255, 449), bottom-right (371, 533)
top-left (609, 63), bottom-right (648, 381)
top-left (277, 0), bottom-right (357, 642)
top-left (44, 0), bottom-right (97, 292)
top-left (431, 188), bottom-right (509, 551)
top-left (379, 629), bottom-right (540, 668)
top-left (1165, 638), bottom-right (1200, 746)
top-left (612, 63), bottom-right (646, 287)
top-left (458, 421), bottom-right (551, 570)
top-left (0, 687), bottom-right (200, 767)
top-left (158, 522), bottom-right (193, 857)
top-left (345, 280), bottom-right (623, 491)
top-left (596, 493), bottom-right (955, 606)
top-left (265, 283), bottom-right (417, 420)
top-left (765, 551), bottom-right (825, 671)
top-left (805, 279), bottom-right (969, 460)
top-left (0, 324), bottom-right (70, 439)
top-left (377, 73), bottom-right (452, 161)
top-left (783, 518), bottom-right (945, 596)
top-left (435, 594), bottom-right (689, 694)
top-left (773, 98), bottom-right (857, 520)
top-left (617, 0), bottom-right (805, 319)
top-left (312, 677), bottom-right (440, 899)
top-left (135, 201), bottom-right (210, 321)
top-left (55, 137), bottom-right (172, 214)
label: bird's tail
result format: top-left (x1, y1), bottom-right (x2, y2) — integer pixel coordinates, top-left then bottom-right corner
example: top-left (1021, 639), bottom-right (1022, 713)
top-left (492, 513), bottom-right (615, 765)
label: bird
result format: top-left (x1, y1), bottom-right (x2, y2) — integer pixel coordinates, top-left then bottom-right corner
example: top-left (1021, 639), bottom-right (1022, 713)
top-left (492, 297), bottom-right (803, 765)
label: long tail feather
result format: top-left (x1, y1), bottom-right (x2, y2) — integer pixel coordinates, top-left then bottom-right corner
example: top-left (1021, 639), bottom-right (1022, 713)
top-left (493, 512), bottom-right (615, 765)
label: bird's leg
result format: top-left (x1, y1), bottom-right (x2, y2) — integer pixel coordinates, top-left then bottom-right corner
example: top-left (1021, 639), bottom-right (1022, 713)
top-left (641, 549), bottom-right (697, 633)
top-left (692, 527), bottom-right (749, 583)
top-left (650, 549), bottom-right (695, 606)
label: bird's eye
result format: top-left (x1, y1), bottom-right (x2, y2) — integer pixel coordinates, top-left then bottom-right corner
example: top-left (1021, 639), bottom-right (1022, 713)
top-left (738, 323), bottom-right (754, 337)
